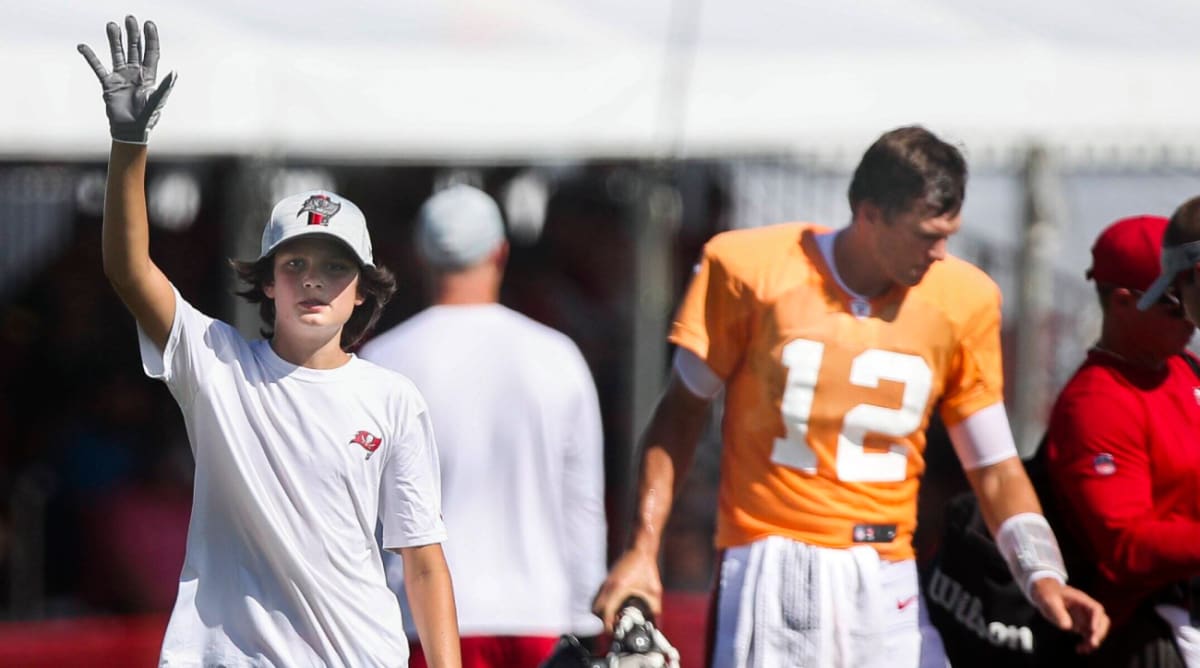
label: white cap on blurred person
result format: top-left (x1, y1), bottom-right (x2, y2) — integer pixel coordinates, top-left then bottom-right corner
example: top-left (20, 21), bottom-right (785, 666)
top-left (416, 185), bottom-right (505, 269)
top-left (259, 190), bottom-right (375, 267)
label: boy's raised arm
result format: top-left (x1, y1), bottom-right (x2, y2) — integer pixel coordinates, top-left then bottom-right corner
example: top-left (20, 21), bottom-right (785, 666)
top-left (78, 16), bottom-right (178, 350)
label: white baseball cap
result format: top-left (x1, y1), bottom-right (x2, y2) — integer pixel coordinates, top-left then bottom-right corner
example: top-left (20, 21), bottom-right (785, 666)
top-left (259, 190), bottom-right (375, 267)
top-left (415, 184), bottom-right (505, 269)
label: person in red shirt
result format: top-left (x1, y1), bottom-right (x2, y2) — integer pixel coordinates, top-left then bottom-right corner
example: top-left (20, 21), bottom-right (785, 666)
top-left (1044, 214), bottom-right (1200, 667)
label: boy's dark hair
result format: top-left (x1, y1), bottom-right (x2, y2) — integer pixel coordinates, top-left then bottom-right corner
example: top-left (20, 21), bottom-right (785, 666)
top-left (848, 125), bottom-right (968, 221)
top-left (230, 255), bottom-right (397, 350)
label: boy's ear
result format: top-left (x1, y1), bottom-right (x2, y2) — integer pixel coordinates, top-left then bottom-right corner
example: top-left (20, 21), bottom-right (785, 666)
top-left (263, 281), bottom-right (275, 299)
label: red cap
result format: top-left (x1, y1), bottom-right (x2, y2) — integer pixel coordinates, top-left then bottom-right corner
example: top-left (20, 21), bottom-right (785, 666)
top-left (1086, 215), bottom-right (1169, 291)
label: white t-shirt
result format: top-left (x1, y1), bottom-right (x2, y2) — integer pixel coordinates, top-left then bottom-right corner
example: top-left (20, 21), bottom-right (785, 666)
top-left (360, 304), bottom-right (606, 638)
top-left (140, 290), bottom-right (446, 668)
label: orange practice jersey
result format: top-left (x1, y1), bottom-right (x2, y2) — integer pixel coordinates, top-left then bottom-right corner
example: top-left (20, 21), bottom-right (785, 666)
top-left (670, 223), bottom-right (1004, 561)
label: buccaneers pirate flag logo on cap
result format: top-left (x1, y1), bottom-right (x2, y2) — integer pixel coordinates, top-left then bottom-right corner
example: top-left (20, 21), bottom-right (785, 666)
top-left (299, 194), bottom-right (341, 226)
top-left (258, 190), bottom-right (375, 267)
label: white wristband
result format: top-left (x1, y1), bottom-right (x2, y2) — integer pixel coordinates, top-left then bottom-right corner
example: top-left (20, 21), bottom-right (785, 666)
top-left (994, 513), bottom-right (1068, 602)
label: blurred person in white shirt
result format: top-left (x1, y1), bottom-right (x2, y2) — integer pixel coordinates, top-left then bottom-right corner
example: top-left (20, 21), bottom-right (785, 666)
top-left (361, 184), bottom-right (607, 668)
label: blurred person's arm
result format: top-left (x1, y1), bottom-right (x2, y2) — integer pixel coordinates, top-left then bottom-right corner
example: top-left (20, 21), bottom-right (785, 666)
top-left (564, 350), bottom-right (607, 637)
top-left (398, 543), bottom-right (461, 668)
top-left (591, 370), bottom-right (712, 630)
top-left (78, 17), bottom-right (178, 351)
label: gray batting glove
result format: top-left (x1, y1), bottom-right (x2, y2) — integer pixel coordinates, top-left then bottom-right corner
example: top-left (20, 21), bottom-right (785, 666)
top-left (78, 15), bottom-right (177, 145)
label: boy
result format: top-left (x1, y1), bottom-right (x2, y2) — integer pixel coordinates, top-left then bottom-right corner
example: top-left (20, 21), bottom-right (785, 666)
top-left (78, 16), bottom-right (461, 667)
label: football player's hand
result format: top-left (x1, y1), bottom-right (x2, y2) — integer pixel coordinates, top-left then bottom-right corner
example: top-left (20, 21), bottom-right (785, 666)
top-left (592, 548), bottom-right (663, 632)
top-left (78, 15), bottom-right (177, 144)
top-left (1030, 577), bottom-right (1110, 654)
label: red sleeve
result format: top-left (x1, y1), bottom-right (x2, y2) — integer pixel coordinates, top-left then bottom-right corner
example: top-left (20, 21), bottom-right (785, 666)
top-left (1045, 374), bottom-right (1200, 586)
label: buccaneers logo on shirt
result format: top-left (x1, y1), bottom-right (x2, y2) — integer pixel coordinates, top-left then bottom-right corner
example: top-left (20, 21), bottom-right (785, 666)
top-left (350, 430), bottom-right (382, 459)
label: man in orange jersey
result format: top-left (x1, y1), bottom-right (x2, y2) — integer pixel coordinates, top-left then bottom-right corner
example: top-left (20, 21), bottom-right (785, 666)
top-left (592, 126), bottom-right (1109, 667)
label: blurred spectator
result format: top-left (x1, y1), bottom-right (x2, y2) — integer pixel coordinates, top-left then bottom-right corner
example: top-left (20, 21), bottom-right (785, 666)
top-left (361, 184), bottom-right (607, 668)
top-left (1044, 214), bottom-right (1199, 666)
top-left (0, 158), bottom-right (221, 618)
top-left (83, 430), bottom-right (191, 613)
top-left (522, 172), bottom-right (633, 445)
top-left (42, 367), bottom-right (152, 613)
top-left (503, 168), bottom-right (635, 564)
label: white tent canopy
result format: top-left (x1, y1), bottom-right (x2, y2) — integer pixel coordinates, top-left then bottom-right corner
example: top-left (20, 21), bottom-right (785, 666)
top-left (12, 0), bottom-right (1200, 160)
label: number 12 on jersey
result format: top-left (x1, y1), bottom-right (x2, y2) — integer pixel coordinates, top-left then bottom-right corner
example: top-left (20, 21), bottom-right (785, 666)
top-left (770, 338), bottom-right (933, 483)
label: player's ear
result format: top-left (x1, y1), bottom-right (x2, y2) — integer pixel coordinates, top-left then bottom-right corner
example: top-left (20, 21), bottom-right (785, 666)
top-left (857, 201), bottom-right (884, 227)
top-left (262, 279), bottom-right (275, 300)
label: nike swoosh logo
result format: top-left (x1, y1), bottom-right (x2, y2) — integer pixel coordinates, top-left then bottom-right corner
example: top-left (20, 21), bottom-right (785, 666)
top-left (897, 595), bottom-right (918, 610)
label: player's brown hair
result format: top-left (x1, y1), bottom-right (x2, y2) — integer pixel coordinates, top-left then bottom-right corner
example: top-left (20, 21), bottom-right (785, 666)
top-left (230, 254), bottom-right (397, 350)
top-left (847, 125), bottom-right (967, 221)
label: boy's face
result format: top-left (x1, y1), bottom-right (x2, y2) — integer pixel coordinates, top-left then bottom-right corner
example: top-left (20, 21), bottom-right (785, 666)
top-left (263, 236), bottom-right (364, 339)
